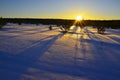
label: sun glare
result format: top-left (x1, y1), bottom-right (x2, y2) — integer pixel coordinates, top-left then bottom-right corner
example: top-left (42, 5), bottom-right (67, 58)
top-left (76, 16), bottom-right (83, 21)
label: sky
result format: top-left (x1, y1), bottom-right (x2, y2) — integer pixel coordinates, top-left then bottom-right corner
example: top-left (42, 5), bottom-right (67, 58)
top-left (0, 0), bottom-right (120, 20)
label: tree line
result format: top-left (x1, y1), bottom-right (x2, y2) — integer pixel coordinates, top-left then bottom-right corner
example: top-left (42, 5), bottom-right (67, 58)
top-left (0, 18), bottom-right (120, 29)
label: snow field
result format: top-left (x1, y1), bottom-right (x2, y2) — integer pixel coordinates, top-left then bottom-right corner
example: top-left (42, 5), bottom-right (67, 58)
top-left (0, 24), bottom-right (120, 80)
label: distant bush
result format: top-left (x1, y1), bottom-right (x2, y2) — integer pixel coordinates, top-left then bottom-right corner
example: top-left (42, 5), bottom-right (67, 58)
top-left (97, 26), bottom-right (106, 34)
top-left (18, 22), bottom-right (22, 25)
top-left (0, 17), bottom-right (6, 29)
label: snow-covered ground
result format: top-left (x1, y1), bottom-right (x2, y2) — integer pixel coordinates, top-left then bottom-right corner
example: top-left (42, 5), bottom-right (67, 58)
top-left (0, 23), bottom-right (120, 80)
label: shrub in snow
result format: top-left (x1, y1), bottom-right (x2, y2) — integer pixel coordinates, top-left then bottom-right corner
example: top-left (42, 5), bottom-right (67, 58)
top-left (18, 22), bottom-right (22, 25)
top-left (97, 26), bottom-right (106, 34)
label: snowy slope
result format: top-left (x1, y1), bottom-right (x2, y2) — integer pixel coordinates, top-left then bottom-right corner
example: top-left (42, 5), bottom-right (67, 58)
top-left (0, 24), bottom-right (120, 80)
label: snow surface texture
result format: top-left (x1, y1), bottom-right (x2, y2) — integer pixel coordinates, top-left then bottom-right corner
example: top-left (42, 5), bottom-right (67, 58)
top-left (0, 23), bottom-right (120, 80)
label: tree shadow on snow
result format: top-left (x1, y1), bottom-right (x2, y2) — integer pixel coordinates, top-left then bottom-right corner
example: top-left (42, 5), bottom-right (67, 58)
top-left (0, 30), bottom-right (120, 80)
top-left (0, 33), bottom-right (65, 80)
top-left (84, 32), bottom-right (120, 80)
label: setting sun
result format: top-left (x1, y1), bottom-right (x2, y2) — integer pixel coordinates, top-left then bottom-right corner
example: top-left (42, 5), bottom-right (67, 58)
top-left (76, 16), bottom-right (83, 21)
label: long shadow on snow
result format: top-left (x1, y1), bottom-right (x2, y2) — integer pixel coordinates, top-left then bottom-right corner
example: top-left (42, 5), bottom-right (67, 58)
top-left (0, 33), bottom-right (65, 80)
top-left (0, 30), bottom-right (120, 80)
top-left (70, 28), bottom-right (120, 80)
top-left (33, 32), bottom-right (120, 80)
top-left (0, 27), bottom-right (52, 40)
top-left (66, 28), bottom-right (120, 80)
top-left (87, 28), bottom-right (120, 44)
top-left (85, 31), bottom-right (120, 80)
top-left (32, 30), bottom-right (120, 80)
top-left (74, 33), bottom-right (87, 64)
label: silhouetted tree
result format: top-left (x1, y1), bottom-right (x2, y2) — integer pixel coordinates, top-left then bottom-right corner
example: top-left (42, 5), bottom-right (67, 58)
top-left (0, 17), bottom-right (6, 29)
top-left (49, 25), bottom-right (52, 30)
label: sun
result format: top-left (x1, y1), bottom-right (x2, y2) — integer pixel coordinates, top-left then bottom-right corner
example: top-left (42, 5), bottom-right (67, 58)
top-left (76, 16), bottom-right (83, 21)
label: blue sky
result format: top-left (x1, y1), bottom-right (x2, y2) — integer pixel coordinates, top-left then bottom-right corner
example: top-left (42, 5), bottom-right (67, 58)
top-left (0, 0), bottom-right (120, 20)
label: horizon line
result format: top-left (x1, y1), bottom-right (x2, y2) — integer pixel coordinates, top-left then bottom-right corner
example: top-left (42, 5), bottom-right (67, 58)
top-left (1, 17), bottom-right (120, 21)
